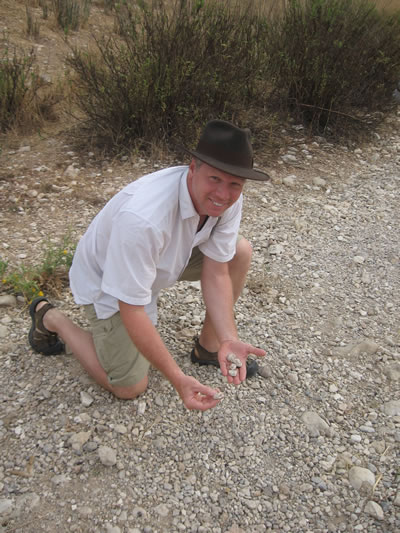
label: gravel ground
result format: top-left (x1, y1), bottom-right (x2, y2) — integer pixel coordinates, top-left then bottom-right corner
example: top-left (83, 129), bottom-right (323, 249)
top-left (0, 109), bottom-right (399, 533)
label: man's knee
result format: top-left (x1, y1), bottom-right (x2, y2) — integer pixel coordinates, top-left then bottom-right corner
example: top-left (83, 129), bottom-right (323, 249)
top-left (112, 375), bottom-right (148, 400)
top-left (231, 237), bottom-right (252, 269)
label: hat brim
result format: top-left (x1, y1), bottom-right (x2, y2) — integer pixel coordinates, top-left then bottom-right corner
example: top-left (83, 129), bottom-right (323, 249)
top-left (184, 148), bottom-right (270, 182)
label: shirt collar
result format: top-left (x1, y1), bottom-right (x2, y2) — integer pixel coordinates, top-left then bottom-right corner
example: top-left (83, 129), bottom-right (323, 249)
top-left (179, 167), bottom-right (199, 220)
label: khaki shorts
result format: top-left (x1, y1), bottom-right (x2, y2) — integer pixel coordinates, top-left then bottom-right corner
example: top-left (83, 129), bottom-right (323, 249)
top-left (85, 239), bottom-right (242, 387)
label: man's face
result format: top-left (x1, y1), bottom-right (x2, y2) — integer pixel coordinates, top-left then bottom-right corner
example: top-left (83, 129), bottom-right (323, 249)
top-left (187, 159), bottom-right (245, 217)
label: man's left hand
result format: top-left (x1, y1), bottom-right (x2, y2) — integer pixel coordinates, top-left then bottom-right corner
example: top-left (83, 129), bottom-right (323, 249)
top-left (218, 340), bottom-right (266, 384)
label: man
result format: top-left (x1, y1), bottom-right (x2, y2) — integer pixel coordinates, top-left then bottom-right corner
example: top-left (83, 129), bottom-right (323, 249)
top-left (28, 120), bottom-right (269, 411)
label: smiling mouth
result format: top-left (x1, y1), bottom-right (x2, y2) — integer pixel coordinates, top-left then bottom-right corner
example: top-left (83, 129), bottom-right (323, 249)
top-left (210, 200), bottom-right (223, 207)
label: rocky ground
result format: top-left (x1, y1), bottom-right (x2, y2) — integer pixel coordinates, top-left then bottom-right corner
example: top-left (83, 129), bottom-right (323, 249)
top-left (0, 101), bottom-right (400, 533)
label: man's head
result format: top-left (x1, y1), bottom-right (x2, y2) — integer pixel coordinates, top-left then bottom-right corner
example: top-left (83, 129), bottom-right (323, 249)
top-left (184, 119), bottom-right (269, 182)
top-left (187, 158), bottom-right (245, 218)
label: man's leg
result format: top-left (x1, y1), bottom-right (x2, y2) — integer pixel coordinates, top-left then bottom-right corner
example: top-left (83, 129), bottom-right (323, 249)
top-left (198, 237), bottom-right (252, 353)
top-left (31, 300), bottom-right (148, 399)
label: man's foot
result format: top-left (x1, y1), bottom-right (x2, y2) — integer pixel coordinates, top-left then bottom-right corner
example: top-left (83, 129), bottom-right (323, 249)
top-left (28, 297), bottom-right (65, 356)
top-left (190, 338), bottom-right (258, 378)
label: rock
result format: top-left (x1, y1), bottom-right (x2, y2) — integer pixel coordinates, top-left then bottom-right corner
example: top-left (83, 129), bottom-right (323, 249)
top-left (394, 492), bottom-right (400, 506)
top-left (312, 176), bottom-right (326, 187)
top-left (80, 391), bottom-right (94, 407)
top-left (364, 501), bottom-right (384, 520)
top-left (301, 411), bottom-right (333, 437)
top-left (353, 255), bottom-right (365, 264)
top-left (98, 445), bottom-right (117, 466)
top-left (137, 401), bottom-right (146, 415)
top-left (0, 295), bottom-right (17, 307)
top-left (68, 431), bottom-right (91, 451)
top-left (381, 399), bottom-right (400, 416)
top-left (0, 326), bottom-right (8, 339)
top-left (348, 466), bottom-right (375, 491)
top-left (282, 154), bottom-right (297, 164)
top-left (282, 175), bottom-right (296, 187)
top-left (51, 474), bottom-right (71, 485)
top-left (268, 243), bottom-right (284, 255)
top-left (64, 164), bottom-right (79, 178)
top-left (383, 363), bottom-right (400, 381)
top-left (258, 364), bottom-right (273, 378)
top-left (154, 503), bottom-right (169, 517)
top-left (0, 499), bottom-right (13, 518)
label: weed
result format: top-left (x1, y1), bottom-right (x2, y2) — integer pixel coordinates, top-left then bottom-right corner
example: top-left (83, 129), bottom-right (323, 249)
top-left (1, 235), bottom-right (76, 302)
top-left (52, 0), bottom-right (92, 33)
top-left (26, 7), bottom-right (41, 40)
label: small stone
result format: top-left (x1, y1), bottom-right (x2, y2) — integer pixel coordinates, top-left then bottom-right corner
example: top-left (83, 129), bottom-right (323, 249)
top-left (258, 364), bottom-right (273, 378)
top-left (383, 363), bottom-right (400, 381)
top-left (137, 401), bottom-right (146, 415)
top-left (269, 243), bottom-right (284, 255)
top-left (301, 411), bottom-right (333, 437)
top-left (69, 431), bottom-right (91, 451)
top-left (353, 255), bottom-right (365, 264)
top-left (98, 445), bottom-right (117, 466)
top-left (0, 295), bottom-right (17, 307)
top-left (313, 176), bottom-right (326, 187)
top-left (80, 391), bottom-right (94, 407)
top-left (114, 424), bottom-right (127, 434)
top-left (348, 466), bottom-right (375, 491)
top-left (228, 368), bottom-right (238, 377)
top-left (394, 492), bottom-right (400, 506)
top-left (0, 499), bottom-right (13, 517)
top-left (364, 501), bottom-right (384, 520)
top-left (213, 392), bottom-right (224, 400)
top-left (381, 400), bottom-right (400, 416)
top-left (154, 503), bottom-right (169, 517)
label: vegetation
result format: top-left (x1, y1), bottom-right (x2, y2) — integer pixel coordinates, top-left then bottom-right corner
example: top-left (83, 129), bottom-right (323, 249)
top-left (2, 0), bottom-right (400, 143)
top-left (0, 235), bottom-right (76, 302)
top-left (265, 0), bottom-right (400, 132)
top-left (66, 0), bottom-right (269, 150)
top-left (52, 0), bottom-right (92, 33)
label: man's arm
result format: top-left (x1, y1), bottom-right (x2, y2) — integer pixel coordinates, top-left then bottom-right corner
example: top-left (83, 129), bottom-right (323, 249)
top-left (201, 255), bottom-right (266, 383)
top-left (118, 301), bottom-right (221, 410)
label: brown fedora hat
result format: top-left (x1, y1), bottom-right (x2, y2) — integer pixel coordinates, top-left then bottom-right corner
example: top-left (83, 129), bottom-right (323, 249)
top-left (184, 119), bottom-right (269, 181)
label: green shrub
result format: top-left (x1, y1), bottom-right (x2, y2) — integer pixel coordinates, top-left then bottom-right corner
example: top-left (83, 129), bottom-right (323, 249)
top-left (0, 44), bottom-right (62, 133)
top-left (265, 0), bottom-right (400, 132)
top-left (1, 235), bottom-right (76, 302)
top-left (52, 0), bottom-right (92, 33)
top-left (66, 0), bottom-right (269, 151)
top-left (0, 46), bottom-right (38, 132)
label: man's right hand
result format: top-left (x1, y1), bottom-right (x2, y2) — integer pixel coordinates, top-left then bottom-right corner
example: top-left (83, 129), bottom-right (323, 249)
top-left (175, 374), bottom-right (222, 411)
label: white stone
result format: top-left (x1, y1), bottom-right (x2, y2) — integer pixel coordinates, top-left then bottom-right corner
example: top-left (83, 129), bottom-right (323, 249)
top-left (301, 411), bottom-right (332, 437)
top-left (0, 295), bottom-right (17, 307)
top-left (381, 400), bottom-right (400, 416)
top-left (98, 445), bottom-right (117, 466)
top-left (80, 391), bottom-right (94, 407)
top-left (69, 431), bottom-right (91, 451)
top-left (364, 501), bottom-right (384, 520)
top-left (348, 466), bottom-right (375, 491)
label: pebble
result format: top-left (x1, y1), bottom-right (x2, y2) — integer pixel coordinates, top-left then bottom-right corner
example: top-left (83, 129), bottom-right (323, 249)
top-left (98, 446), bottom-right (117, 466)
top-left (80, 391), bottom-right (94, 407)
top-left (0, 295), bottom-right (17, 307)
top-left (381, 400), bottom-right (400, 416)
top-left (348, 466), bottom-right (375, 491)
top-left (364, 500), bottom-right (384, 520)
top-left (301, 411), bottom-right (333, 437)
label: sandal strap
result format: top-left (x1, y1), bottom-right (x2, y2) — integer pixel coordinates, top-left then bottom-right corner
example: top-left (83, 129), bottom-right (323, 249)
top-left (34, 302), bottom-right (56, 335)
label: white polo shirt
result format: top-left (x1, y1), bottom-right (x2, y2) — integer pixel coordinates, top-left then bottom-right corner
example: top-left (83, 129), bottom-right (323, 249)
top-left (69, 166), bottom-right (242, 323)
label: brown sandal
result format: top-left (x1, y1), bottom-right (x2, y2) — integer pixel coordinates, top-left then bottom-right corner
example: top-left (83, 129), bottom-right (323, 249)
top-left (190, 338), bottom-right (258, 378)
top-left (28, 297), bottom-right (65, 356)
